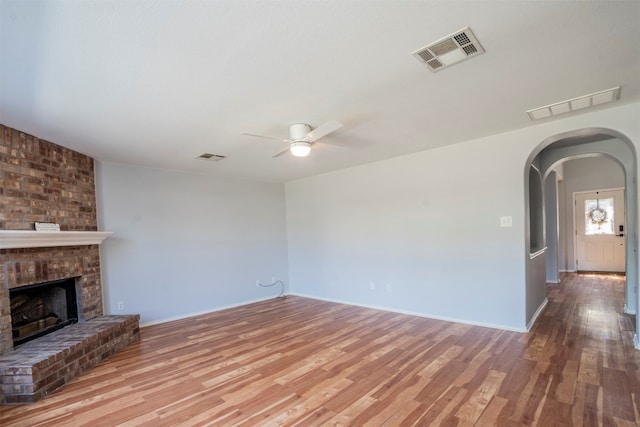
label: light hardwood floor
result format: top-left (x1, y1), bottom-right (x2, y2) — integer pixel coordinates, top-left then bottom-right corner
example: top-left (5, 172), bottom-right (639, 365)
top-left (1, 273), bottom-right (638, 426)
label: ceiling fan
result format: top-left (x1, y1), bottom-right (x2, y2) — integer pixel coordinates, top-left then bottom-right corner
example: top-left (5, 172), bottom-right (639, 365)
top-left (241, 120), bottom-right (343, 158)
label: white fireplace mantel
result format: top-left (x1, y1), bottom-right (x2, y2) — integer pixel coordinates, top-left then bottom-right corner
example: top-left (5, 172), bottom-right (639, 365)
top-left (0, 230), bottom-right (113, 249)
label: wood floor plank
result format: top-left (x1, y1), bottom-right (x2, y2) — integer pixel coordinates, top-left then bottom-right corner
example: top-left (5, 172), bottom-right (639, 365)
top-left (474, 395), bottom-right (509, 426)
top-left (455, 369), bottom-right (505, 424)
top-left (414, 386), bottom-right (467, 426)
top-left (537, 397), bottom-right (573, 426)
top-left (0, 273), bottom-right (638, 426)
top-left (602, 366), bottom-right (636, 423)
top-left (555, 358), bottom-right (579, 405)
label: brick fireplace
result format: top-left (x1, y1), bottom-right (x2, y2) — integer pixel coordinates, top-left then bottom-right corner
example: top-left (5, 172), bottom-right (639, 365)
top-left (1, 245), bottom-right (105, 355)
top-left (0, 124), bottom-right (105, 354)
top-left (0, 124), bottom-right (139, 403)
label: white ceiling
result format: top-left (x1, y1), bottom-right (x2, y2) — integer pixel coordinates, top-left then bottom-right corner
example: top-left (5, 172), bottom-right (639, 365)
top-left (2, 1), bottom-right (639, 183)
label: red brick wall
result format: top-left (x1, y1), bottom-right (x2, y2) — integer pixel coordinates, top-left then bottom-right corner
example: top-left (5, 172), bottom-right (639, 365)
top-left (0, 124), bottom-right (104, 355)
top-left (0, 125), bottom-right (97, 231)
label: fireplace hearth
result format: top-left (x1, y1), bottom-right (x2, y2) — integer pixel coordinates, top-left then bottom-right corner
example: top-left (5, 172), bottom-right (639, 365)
top-left (10, 277), bottom-right (79, 347)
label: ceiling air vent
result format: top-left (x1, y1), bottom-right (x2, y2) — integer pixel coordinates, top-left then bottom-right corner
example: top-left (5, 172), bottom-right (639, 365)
top-left (526, 87), bottom-right (621, 120)
top-left (412, 27), bottom-right (485, 73)
top-left (196, 153), bottom-right (226, 161)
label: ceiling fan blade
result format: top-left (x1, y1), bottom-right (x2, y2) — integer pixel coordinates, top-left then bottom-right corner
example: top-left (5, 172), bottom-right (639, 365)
top-left (306, 120), bottom-right (343, 142)
top-left (240, 132), bottom-right (290, 143)
top-left (272, 147), bottom-right (291, 158)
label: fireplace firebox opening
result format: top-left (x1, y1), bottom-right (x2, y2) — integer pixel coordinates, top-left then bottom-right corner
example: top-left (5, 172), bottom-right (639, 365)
top-left (9, 277), bottom-right (79, 347)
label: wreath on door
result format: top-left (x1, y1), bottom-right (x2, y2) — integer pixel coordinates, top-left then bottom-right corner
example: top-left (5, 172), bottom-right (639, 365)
top-left (589, 201), bottom-right (607, 225)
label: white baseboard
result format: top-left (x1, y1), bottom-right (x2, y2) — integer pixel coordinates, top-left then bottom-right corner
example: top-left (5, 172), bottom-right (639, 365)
top-left (635, 334), bottom-right (640, 350)
top-left (559, 269), bottom-right (576, 273)
top-left (138, 295), bottom-right (283, 328)
top-left (288, 292), bottom-right (527, 333)
top-left (624, 304), bottom-right (637, 315)
top-left (526, 297), bottom-right (548, 332)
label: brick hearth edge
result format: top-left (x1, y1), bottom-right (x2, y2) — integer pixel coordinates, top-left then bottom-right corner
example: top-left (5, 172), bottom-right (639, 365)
top-left (0, 315), bottom-right (140, 404)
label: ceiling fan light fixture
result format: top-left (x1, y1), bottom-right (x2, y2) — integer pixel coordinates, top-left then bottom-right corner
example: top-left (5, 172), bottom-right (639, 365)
top-left (242, 120), bottom-right (341, 158)
top-left (290, 141), bottom-right (311, 157)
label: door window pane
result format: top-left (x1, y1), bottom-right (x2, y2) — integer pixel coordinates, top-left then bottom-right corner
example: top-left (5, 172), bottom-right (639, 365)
top-left (585, 197), bottom-right (614, 235)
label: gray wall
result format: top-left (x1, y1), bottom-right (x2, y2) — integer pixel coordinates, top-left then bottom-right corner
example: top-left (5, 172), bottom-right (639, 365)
top-left (96, 162), bottom-right (289, 325)
top-left (285, 141), bottom-right (526, 330)
top-left (93, 102), bottom-right (640, 333)
top-left (545, 171), bottom-right (560, 283)
top-left (286, 103), bottom-right (639, 332)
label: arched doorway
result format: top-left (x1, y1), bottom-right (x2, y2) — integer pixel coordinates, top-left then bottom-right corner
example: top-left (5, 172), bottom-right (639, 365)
top-left (524, 127), bottom-right (638, 348)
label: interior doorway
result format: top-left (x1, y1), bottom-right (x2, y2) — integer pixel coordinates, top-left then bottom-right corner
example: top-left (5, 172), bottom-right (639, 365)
top-left (524, 127), bottom-right (638, 349)
top-left (574, 188), bottom-right (625, 273)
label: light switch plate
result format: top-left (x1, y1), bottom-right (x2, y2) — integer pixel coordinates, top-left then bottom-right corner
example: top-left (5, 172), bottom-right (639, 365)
top-left (500, 216), bottom-right (513, 227)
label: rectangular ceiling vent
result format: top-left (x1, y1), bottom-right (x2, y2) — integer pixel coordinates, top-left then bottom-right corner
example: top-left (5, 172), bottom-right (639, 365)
top-left (412, 27), bottom-right (485, 73)
top-left (196, 153), bottom-right (226, 161)
top-left (526, 86), bottom-right (621, 120)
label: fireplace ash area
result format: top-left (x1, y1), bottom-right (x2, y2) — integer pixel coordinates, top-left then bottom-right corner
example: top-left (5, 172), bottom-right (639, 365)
top-left (9, 278), bottom-right (79, 347)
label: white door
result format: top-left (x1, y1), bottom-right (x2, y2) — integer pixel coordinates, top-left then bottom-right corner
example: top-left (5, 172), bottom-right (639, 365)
top-left (575, 189), bottom-right (625, 272)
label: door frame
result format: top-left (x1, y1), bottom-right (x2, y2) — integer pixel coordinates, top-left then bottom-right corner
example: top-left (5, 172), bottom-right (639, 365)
top-left (573, 187), bottom-right (625, 273)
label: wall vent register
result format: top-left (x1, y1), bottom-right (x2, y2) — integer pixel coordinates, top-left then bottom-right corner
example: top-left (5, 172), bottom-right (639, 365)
top-left (196, 153), bottom-right (226, 161)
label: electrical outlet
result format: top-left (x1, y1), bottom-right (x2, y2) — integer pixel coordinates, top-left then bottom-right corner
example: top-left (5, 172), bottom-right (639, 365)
top-left (386, 284), bottom-right (392, 293)
top-left (370, 282), bottom-right (375, 290)
top-left (117, 301), bottom-right (124, 311)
